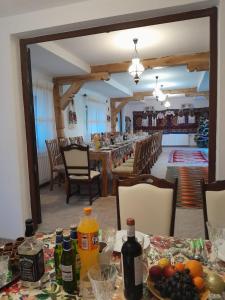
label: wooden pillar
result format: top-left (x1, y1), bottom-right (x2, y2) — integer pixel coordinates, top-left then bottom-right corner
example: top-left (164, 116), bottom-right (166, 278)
top-left (110, 100), bottom-right (117, 132)
top-left (53, 83), bottom-right (65, 138)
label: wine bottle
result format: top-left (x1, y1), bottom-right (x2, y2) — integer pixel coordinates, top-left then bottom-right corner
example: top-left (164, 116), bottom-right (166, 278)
top-left (121, 218), bottom-right (143, 300)
top-left (61, 235), bottom-right (77, 294)
top-left (70, 224), bottom-right (81, 287)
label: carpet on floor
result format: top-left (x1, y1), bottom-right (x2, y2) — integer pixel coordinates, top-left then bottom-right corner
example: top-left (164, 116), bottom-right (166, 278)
top-left (166, 166), bottom-right (208, 209)
top-left (168, 149), bottom-right (208, 164)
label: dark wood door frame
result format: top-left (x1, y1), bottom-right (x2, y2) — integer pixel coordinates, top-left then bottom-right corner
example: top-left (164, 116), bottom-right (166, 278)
top-left (20, 7), bottom-right (218, 226)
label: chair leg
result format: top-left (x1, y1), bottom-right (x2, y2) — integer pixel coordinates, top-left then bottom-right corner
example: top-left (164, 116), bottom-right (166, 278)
top-left (97, 176), bottom-right (101, 197)
top-left (77, 184), bottom-right (80, 194)
top-left (65, 179), bottom-right (71, 204)
top-left (112, 176), bottom-right (117, 195)
top-left (88, 181), bottom-right (92, 205)
top-left (50, 171), bottom-right (54, 191)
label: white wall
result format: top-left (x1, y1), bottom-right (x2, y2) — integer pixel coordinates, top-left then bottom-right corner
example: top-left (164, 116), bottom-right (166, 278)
top-left (122, 96), bottom-right (209, 132)
top-left (63, 89), bottom-right (111, 141)
top-left (0, 0), bottom-right (223, 239)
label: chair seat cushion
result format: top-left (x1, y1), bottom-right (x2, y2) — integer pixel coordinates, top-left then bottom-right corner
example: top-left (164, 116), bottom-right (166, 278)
top-left (126, 158), bottom-right (134, 162)
top-left (112, 164), bottom-right (134, 174)
top-left (69, 170), bottom-right (100, 180)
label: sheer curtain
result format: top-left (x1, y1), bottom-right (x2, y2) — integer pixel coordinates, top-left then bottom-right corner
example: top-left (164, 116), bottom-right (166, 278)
top-left (33, 83), bottom-right (56, 153)
top-left (86, 99), bottom-right (107, 136)
top-left (33, 82), bottom-right (56, 184)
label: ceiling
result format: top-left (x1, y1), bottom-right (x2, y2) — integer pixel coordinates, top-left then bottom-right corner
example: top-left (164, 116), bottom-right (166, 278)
top-left (30, 17), bottom-right (209, 101)
top-left (0, 0), bottom-right (88, 17)
top-left (56, 18), bottom-right (209, 65)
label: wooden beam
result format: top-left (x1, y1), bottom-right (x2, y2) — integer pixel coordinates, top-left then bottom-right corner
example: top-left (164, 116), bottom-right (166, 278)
top-left (91, 52), bottom-right (209, 73)
top-left (53, 72), bottom-right (110, 85)
top-left (60, 81), bottom-right (84, 110)
top-left (53, 83), bottom-right (65, 138)
top-left (111, 88), bottom-right (208, 102)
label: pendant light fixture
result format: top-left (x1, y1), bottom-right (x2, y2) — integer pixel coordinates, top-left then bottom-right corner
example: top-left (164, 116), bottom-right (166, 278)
top-left (153, 76), bottom-right (167, 102)
top-left (128, 38), bottom-right (145, 84)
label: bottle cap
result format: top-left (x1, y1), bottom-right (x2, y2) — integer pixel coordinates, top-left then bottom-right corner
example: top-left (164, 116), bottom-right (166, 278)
top-left (84, 207), bottom-right (92, 215)
top-left (56, 228), bottom-right (63, 235)
top-left (127, 218), bottom-right (135, 226)
top-left (70, 224), bottom-right (77, 230)
top-left (25, 219), bottom-right (34, 237)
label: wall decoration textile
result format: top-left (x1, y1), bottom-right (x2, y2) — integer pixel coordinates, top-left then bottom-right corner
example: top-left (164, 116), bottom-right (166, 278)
top-left (133, 108), bottom-right (209, 134)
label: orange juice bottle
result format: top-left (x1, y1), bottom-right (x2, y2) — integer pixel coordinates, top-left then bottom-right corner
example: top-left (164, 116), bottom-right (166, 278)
top-left (77, 207), bottom-right (99, 279)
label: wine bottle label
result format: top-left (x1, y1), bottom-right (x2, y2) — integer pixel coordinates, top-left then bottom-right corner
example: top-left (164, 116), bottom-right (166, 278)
top-left (134, 255), bottom-right (143, 286)
top-left (61, 265), bottom-right (73, 282)
top-left (77, 232), bottom-right (99, 250)
top-left (19, 249), bottom-right (45, 282)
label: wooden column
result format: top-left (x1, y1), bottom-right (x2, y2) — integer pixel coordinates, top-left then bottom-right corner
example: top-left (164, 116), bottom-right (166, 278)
top-left (111, 99), bottom-right (129, 132)
top-left (53, 83), bottom-right (65, 138)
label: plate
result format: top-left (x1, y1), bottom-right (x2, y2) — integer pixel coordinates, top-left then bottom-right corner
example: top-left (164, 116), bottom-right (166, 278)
top-left (113, 230), bottom-right (150, 252)
top-left (147, 278), bottom-right (209, 300)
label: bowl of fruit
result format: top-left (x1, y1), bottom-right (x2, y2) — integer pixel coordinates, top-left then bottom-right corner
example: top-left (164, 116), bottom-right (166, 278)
top-left (148, 258), bottom-right (210, 300)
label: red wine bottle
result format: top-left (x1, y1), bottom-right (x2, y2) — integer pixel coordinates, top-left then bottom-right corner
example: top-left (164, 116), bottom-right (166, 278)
top-left (121, 218), bottom-right (143, 300)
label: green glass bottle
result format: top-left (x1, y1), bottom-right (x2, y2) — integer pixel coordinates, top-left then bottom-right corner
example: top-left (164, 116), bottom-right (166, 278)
top-left (61, 235), bottom-right (77, 294)
top-left (54, 228), bottom-right (63, 285)
top-left (70, 224), bottom-right (81, 287)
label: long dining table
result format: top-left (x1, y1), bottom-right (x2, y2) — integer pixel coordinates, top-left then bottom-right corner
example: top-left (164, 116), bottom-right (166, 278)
top-left (89, 142), bottom-right (133, 197)
top-left (1, 232), bottom-right (225, 299)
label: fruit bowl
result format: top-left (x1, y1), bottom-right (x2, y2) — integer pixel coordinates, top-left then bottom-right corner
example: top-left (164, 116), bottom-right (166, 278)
top-left (147, 277), bottom-right (209, 300)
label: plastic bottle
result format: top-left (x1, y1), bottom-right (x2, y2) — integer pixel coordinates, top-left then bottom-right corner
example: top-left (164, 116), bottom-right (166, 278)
top-left (77, 207), bottom-right (99, 279)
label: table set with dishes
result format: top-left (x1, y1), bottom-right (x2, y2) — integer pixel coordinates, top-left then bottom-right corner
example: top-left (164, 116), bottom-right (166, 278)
top-left (1, 227), bottom-right (225, 300)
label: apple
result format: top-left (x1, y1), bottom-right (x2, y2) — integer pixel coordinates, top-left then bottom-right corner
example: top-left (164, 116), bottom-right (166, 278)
top-left (149, 265), bottom-right (162, 282)
top-left (163, 265), bottom-right (176, 278)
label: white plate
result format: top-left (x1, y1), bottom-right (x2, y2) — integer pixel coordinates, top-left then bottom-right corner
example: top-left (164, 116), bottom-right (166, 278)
top-left (113, 230), bottom-right (150, 252)
top-left (218, 241), bottom-right (225, 261)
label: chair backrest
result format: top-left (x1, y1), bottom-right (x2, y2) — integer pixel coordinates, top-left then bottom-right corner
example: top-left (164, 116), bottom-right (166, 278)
top-left (45, 139), bottom-right (62, 168)
top-left (69, 136), bottom-right (84, 145)
top-left (201, 179), bottom-right (225, 238)
top-left (116, 174), bottom-right (178, 236)
top-left (58, 137), bottom-right (69, 147)
top-left (61, 144), bottom-right (90, 177)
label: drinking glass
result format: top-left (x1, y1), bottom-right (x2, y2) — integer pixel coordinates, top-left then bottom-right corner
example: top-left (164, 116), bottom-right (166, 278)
top-left (98, 228), bottom-right (116, 265)
top-left (88, 264), bottom-right (117, 300)
top-left (207, 222), bottom-right (225, 269)
top-left (0, 255), bottom-right (9, 286)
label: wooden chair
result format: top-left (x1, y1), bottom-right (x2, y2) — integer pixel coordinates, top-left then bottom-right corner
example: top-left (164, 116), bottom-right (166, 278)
top-left (45, 139), bottom-right (65, 190)
top-left (116, 174), bottom-right (178, 236)
top-left (69, 136), bottom-right (84, 145)
top-left (61, 144), bottom-right (101, 205)
top-left (58, 137), bottom-right (69, 147)
top-left (201, 179), bottom-right (225, 239)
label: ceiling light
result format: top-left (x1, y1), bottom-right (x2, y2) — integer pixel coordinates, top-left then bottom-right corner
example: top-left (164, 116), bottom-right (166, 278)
top-left (164, 100), bottom-right (171, 108)
top-left (128, 38), bottom-right (145, 84)
top-left (153, 76), bottom-right (166, 102)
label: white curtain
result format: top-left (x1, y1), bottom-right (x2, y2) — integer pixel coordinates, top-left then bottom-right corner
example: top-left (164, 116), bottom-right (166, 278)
top-left (86, 99), bottom-right (107, 135)
top-left (33, 83), bottom-right (56, 153)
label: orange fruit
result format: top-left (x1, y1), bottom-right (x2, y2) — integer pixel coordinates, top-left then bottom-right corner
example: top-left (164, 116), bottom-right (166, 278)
top-left (175, 262), bottom-right (185, 272)
top-left (185, 260), bottom-right (203, 278)
top-left (193, 276), bottom-right (205, 290)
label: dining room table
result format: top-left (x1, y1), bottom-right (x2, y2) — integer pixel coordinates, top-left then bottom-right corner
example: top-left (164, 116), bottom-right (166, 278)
top-left (1, 231), bottom-right (225, 300)
top-left (89, 142), bottom-right (134, 197)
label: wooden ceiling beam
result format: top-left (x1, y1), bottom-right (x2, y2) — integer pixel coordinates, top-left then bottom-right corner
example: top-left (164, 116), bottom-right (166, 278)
top-left (53, 72), bottom-right (110, 85)
top-left (111, 88), bottom-right (208, 102)
top-left (91, 52), bottom-right (209, 73)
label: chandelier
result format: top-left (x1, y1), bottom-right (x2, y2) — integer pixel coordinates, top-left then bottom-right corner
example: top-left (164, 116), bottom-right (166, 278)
top-left (128, 38), bottom-right (145, 84)
top-left (153, 76), bottom-right (166, 102)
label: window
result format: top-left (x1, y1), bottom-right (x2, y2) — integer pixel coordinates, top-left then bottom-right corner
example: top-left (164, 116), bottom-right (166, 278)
top-left (86, 99), bottom-right (107, 135)
top-left (33, 84), bottom-right (56, 153)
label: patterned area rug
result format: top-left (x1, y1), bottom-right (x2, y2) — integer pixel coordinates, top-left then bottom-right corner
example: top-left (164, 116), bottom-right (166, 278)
top-left (168, 150), bottom-right (208, 164)
top-left (166, 166), bottom-right (208, 208)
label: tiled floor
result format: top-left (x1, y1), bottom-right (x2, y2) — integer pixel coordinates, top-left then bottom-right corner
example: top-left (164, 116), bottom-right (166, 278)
top-left (38, 147), bottom-right (207, 239)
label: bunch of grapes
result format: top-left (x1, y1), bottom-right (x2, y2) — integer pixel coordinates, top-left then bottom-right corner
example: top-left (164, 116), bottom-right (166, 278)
top-left (154, 269), bottom-right (200, 300)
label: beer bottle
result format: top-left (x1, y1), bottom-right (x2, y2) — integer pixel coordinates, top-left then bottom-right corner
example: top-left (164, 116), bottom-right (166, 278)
top-left (70, 225), bottom-right (81, 287)
top-left (54, 228), bottom-right (63, 284)
top-left (61, 235), bottom-right (77, 294)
